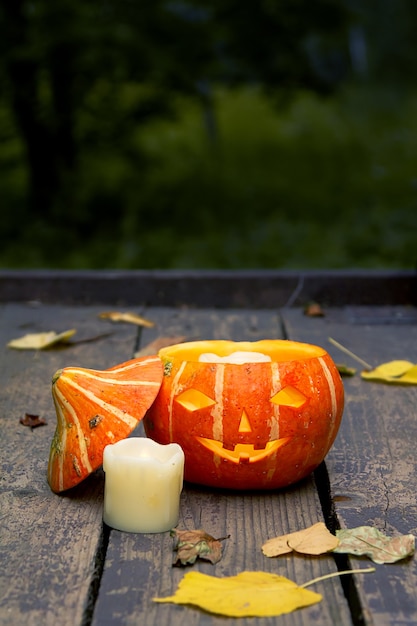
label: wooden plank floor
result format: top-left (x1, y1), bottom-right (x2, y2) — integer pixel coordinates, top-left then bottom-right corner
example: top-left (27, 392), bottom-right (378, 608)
top-left (282, 305), bottom-right (417, 626)
top-left (92, 307), bottom-right (351, 626)
top-left (0, 303), bottom-right (140, 626)
top-left (1, 300), bottom-right (416, 625)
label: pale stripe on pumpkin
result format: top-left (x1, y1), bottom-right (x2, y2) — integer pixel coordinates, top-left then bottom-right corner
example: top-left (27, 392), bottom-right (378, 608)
top-left (318, 357), bottom-right (338, 449)
top-left (60, 378), bottom-right (139, 428)
top-left (169, 360), bottom-right (187, 440)
top-left (53, 386), bottom-right (93, 489)
top-left (211, 364), bottom-right (225, 468)
top-left (269, 362), bottom-right (281, 440)
top-left (63, 369), bottom-right (161, 386)
top-left (51, 393), bottom-right (67, 492)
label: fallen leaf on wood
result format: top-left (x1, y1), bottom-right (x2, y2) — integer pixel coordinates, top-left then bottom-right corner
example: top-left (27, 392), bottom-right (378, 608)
top-left (171, 528), bottom-right (229, 565)
top-left (154, 570), bottom-right (322, 617)
top-left (20, 413), bottom-right (47, 429)
top-left (288, 523), bottom-right (340, 555)
top-left (7, 329), bottom-right (76, 350)
top-left (262, 522), bottom-right (339, 557)
top-left (361, 360), bottom-right (417, 385)
top-left (329, 338), bottom-right (417, 384)
top-left (336, 364), bottom-right (357, 377)
top-left (334, 526), bottom-right (415, 564)
top-left (262, 533), bottom-right (293, 557)
top-left (304, 302), bottom-right (325, 317)
top-left (98, 311), bottom-right (155, 328)
top-left (134, 336), bottom-right (187, 358)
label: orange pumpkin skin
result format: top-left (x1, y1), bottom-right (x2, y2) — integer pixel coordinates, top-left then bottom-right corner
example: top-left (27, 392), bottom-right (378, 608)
top-left (48, 356), bottom-right (163, 493)
top-left (144, 340), bottom-right (344, 490)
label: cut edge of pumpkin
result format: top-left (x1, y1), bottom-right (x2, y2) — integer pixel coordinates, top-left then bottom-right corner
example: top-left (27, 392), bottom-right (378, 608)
top-left (159, 340), bottom-right (327, 364)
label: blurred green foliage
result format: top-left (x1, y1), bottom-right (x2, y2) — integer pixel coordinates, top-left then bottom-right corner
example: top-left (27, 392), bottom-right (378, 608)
top-left (0, 0), bottom-right (416, 269)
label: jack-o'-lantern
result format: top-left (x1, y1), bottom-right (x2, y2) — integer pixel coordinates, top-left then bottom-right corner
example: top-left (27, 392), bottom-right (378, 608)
top-left (144, 339), bottom-right (344, 490)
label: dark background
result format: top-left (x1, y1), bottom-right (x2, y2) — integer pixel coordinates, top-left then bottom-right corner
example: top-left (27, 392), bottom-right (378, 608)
top-left (1, 0), bottom-right (416, 270)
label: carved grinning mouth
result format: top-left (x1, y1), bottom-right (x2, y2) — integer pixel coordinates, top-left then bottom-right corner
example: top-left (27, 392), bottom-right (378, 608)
top-left (196, 437), bottom-right (290, 464)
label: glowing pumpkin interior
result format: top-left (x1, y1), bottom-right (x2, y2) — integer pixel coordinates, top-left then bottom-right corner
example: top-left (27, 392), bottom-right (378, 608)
top-left (144, 339), bottom-right (344, 490)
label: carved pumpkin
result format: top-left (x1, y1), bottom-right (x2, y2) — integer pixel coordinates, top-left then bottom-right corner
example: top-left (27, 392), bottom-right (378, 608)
top-left (48, 356), bottom-right (163, 493)
top-left (144, 340), bottom-right (344, 490)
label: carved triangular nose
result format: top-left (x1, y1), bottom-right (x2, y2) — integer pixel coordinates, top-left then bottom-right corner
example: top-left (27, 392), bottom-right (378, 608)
top-left (238, 411), bottom-right (252, 433)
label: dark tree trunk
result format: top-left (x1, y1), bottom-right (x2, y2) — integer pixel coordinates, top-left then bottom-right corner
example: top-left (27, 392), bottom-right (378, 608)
top-left (2, 0), bottom-right (76, 222)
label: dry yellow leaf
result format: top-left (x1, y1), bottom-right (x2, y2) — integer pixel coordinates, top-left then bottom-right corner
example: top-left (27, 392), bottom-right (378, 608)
top-left (369, 360), bottom-right (414, 377)
top-left (154, 571), bottom-right (321, 617)
top-left (262, 534), bottom-right (293, 557)
top-left (262, 522), bottom-right (339, 557)
top-left (397, 364), bottom-right (417, 384)
top-left (288, 522), bottom-right (340, 555)
top-left (7, 329), bottom-right (76, 350)
top-left (361, 360), bottom-right (417, 385)
top-left (98, 311), bottom-right (155, 328)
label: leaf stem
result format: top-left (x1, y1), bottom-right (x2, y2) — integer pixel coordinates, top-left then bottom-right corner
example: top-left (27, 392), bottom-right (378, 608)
top-left (301, 567), bottom-right (376, 589)
top-left (328, 337), bottom-right (373, 370)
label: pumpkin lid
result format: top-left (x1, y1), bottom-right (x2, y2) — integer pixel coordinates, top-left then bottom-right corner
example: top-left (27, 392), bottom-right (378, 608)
top-left (47, 355), bottom-right (163, 493)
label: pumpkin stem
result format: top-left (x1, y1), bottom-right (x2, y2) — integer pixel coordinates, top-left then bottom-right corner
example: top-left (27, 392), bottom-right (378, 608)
top-left (301, 566), bottom-right (375, 588)
top-left (52, 369), bottom-right (63, 385)
top-left (328, 337), bottom-right (373, 370)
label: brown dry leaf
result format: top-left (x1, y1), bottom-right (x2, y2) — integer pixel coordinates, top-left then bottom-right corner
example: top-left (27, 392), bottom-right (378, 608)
top-left (20, 413), bottom-right (47, 429)
top-left (134, 336), bottom-right (187, 358)
top-left (154, 570), bottom-right (322, 617)
top-left (7, 329), bottom-right (76, 350)
top-left (304, 302), bottom-right (325, 317)
top-left (171, 528), bottom-right (229, 566)
top-left (98, 311), bottom-right (155, 328)
top-left (262, 522), bottom-right (339, 557)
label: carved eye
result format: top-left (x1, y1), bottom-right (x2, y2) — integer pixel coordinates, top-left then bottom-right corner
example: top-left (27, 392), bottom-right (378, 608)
top-left (175, 389), bottom-right (216, 411)
top-left (271, 386), bottom-right (307, 408)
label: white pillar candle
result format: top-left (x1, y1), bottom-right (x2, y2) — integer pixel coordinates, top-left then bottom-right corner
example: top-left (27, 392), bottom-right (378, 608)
top-left (103, 437), bottom-right (184, 533)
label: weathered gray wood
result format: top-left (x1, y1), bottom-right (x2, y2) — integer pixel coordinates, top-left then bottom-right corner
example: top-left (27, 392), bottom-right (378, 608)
top-left (0, 269), bottom-right (415, 307)
top-left (92, 307), bottom-right (353, 626)
top-left (0, 303), bottom-right (140, 626)
top-left (93, 481), bottom-right (352, 626)
top-left (4, 296), bottom-right (415, 625)
top-left (281, 305), bottom-right (417, 625)
top-left (134, 305), bottom-right (284, 345)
